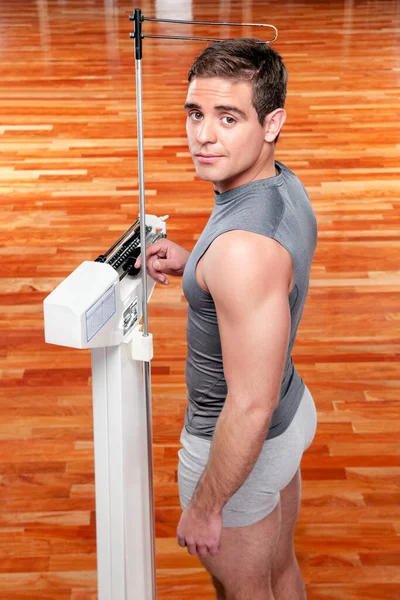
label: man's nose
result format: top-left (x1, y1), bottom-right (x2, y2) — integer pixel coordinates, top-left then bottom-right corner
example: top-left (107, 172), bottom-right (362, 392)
top-left (196, 118), bottom-right (217, 144)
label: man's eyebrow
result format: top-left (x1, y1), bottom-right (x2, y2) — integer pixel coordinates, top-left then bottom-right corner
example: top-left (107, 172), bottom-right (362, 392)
top-left (214, 105), bottom-right (248, 120)
top-left (183, 102), bottom-right (248, 120)
top-left (184, 102), bottom-right (201, 111)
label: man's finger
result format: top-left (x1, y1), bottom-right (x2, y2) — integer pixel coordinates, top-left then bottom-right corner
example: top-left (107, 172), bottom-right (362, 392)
top-left (197, 545), bottom-right (209, 558)
top-left (209, 544), bottom-right (220, 556)
top-left (153, 257), bottom-right (178, 273)
top-left (177, 535), bottom-right (186, 548)
top-left (134, 241), bottom-right (167, 268)
top-left (148, 259), bottom-right (169, 284)
top-left (187, 543), bottom-right (197, 556)
top-left (149, 272), bottom-right (169, 285)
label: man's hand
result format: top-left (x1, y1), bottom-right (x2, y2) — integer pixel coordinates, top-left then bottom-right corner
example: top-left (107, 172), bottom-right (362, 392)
top-left (134, 239), bottom-right (190, 285)
top-left (177, 503), bottom-right (223, 558)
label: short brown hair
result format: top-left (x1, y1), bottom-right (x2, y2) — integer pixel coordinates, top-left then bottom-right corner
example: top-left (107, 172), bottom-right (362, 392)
top-left (188, 38), bottom-right (288, 140)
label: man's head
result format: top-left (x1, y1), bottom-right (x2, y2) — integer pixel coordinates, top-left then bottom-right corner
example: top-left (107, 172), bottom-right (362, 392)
top-left (188, 38), bottom-right (288, 130)
top-left (185, 38), bottom-right (288, 192)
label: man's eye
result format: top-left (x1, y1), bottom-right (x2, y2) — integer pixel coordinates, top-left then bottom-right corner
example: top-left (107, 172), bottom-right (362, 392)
top-left (189, 112), bottom-right (203, 121)
top-left (222, 116), bottom-right (236, 125)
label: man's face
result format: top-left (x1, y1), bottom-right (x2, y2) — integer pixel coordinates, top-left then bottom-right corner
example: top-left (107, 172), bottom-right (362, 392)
top-left (184, 77), bottom-right (269, 193)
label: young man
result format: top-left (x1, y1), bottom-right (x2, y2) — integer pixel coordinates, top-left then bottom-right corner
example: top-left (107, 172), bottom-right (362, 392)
top-left (136, 38), bottom-right (318, 600)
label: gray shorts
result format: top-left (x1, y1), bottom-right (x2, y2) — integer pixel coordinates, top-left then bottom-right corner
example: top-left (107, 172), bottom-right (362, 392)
top-left (178, 385), bottom-right (317, 527)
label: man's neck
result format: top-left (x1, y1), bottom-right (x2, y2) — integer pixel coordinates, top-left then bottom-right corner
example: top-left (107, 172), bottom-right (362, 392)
top-left (214, 158), bottom-right (278, 194)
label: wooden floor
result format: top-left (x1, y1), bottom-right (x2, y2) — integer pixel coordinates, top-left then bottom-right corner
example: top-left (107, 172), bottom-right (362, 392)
top-left (1, 0), bottom-right (400, 598)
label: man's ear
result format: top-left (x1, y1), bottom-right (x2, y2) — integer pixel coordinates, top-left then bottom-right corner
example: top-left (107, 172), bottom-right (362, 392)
top-left (264, 108), bottom-right (286, 143)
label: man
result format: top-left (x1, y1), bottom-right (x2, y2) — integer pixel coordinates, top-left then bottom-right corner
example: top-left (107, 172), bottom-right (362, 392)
top-left (135, 38), bottom-right (318, 600)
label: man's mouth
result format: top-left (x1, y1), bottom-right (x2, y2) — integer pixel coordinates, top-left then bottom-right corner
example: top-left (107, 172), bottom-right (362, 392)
top-left (195, 153), bottom-right (223, 164)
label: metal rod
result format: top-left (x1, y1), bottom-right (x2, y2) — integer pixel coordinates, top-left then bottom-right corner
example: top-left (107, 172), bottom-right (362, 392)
top-left (143, 15), bottom-right (275, 27)
top-left (143, 33), bottom-right (277, 43)
top-left (133, 10), bottom-right (157, 600)
top-left (130, 13), bottom-right (278, 44)
top-left (135, 58), bottom-right (148, 338)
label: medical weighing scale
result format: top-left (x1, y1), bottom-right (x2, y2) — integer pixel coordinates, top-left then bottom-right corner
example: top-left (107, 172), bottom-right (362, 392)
top-left (43, 10), bottom-right (277, 600)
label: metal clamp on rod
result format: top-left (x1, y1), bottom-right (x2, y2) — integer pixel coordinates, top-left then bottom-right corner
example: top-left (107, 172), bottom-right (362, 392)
top-left (131, 8), bottom-right (143, 59)
top-left (130, 328), bottom-right (154, 362)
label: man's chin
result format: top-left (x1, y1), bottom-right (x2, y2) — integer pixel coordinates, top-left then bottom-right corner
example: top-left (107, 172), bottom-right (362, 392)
top-left (195, 166), bottom-right (221, 183)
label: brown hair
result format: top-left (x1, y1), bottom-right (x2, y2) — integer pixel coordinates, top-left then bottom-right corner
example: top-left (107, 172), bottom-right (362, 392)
top-left (188, 38), bottom-right (288, 141)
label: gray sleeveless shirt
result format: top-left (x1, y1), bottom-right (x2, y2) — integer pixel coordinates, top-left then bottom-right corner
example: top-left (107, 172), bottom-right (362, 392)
top-left (182, 161), bottom-right (317, 440)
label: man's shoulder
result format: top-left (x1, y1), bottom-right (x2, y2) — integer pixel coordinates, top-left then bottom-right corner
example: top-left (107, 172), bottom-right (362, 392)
top-left (203, 230), bottom-right (293, 300)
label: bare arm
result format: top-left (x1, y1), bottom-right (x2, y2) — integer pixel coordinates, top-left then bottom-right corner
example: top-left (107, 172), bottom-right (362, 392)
top-left (190, 230), bottom-right (293, 515)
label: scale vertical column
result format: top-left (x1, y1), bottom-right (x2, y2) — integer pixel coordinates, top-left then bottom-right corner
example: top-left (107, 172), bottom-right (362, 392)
top-left (91, 343), bottom-right (153, 599)
top-left (91, 347), bottom-right (115, 599)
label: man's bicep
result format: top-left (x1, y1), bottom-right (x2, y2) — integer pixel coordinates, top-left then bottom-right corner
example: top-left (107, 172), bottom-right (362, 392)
top-left (216, 287), bottom-right (291, 411)
top-left (203, 231), bottom-right (293, 411)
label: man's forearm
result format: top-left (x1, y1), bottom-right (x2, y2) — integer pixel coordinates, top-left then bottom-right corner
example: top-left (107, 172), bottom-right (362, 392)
top-left (190, 397), bottom-right (274, 515)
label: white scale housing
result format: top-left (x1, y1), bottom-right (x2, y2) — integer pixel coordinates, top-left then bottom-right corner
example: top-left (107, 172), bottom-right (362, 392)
top-left (43, 214), bottom-right (166, 599)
